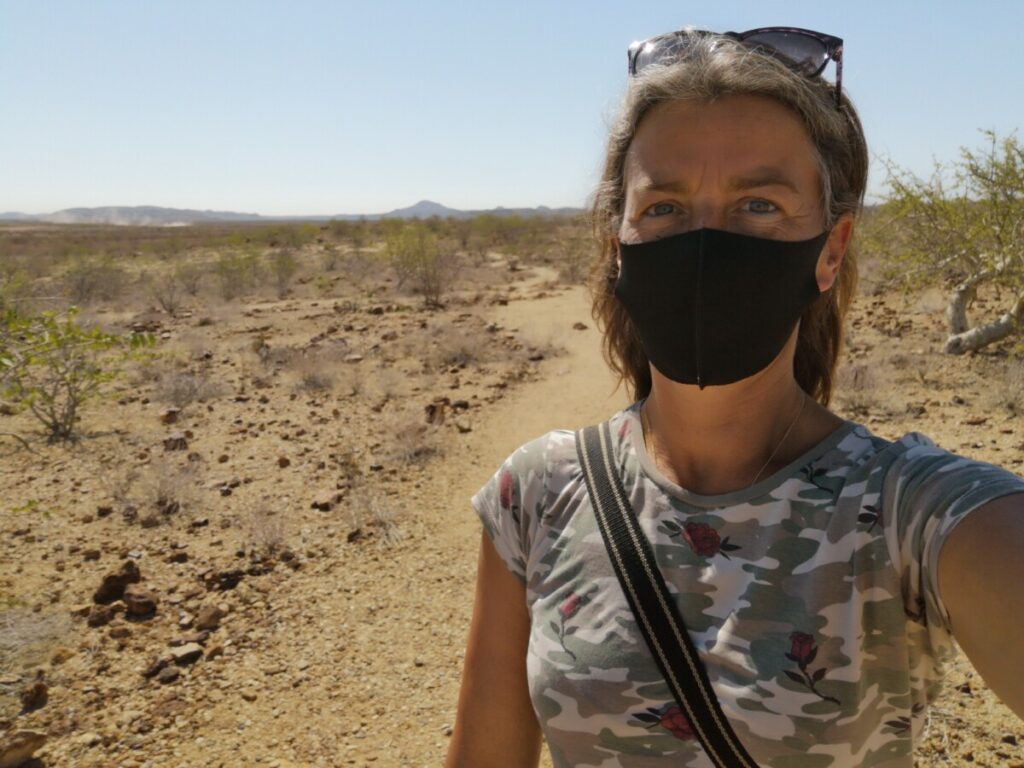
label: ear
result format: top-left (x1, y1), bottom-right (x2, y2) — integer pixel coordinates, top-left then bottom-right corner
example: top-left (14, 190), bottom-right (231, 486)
top-left (816, 213), bottom-right (854, 292)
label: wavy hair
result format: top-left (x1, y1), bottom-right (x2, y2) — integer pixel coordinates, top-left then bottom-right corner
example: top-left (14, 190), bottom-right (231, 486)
top-left (588, 34), bottom-right (868, 404)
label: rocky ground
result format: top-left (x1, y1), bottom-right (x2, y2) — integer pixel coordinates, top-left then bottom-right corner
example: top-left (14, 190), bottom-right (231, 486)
top-left (1, 250), bottom-right (1023, 767)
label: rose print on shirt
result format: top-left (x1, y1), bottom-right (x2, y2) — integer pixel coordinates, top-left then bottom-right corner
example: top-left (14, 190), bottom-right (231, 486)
top-left (858, 502), bottom-right (882, 532)
top-left (662, 521), bottom-right (741, 559)
top-left (630, 703), bottom-right (695, 741)
top-left (551, 590), bottom-right (591, 662)
top-left (784, 631), bottom-right (840, 705)
top-left (498, 468), bottom-right (520, 527)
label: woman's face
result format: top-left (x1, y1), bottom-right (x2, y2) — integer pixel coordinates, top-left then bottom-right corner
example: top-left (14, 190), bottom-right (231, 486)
top-left (617, 93), bottom-right (851, 291)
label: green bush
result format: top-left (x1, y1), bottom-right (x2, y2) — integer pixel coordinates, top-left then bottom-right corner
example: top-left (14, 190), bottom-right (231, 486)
top-left (1, 307), bottom-right (154, 442)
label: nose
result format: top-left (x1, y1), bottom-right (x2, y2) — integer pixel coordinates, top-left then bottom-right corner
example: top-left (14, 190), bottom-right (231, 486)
top-left (690, 201), bottom-right (727, 232)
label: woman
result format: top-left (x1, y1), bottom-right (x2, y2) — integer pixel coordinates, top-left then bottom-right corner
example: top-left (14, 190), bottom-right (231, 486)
top-left (445, 27), bottom-right (1024, 768)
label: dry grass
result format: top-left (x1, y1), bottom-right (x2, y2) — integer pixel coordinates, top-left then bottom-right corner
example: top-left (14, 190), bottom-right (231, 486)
top-left (348, 483), bottom-right (404, 547)
top-left (243, 508), bottom-right (288, 558)
top-left (834, 362), bottom-right (882, 417)
top-left (376, 407), bottom-right (442, 465)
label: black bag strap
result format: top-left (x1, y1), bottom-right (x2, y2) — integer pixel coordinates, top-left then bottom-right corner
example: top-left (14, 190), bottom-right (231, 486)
top-left (575, 421), bottom-right (759, 768)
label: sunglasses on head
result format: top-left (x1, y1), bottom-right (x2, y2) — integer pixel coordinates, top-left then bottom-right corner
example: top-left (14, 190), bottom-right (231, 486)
top-left (627, 26), bottom-right (844, 108)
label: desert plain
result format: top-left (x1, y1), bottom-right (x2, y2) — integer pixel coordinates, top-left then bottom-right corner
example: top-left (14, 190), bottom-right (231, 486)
top-left (1, 219), bottom-right (1022, 767)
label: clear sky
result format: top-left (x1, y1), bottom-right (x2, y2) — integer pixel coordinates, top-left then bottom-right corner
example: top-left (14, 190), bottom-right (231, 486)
top-left (2, 0), bottom-right (1022, 216)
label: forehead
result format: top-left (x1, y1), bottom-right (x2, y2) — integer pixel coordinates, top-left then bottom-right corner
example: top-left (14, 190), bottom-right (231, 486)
top-left (624, 94), bottom-right (821, 193)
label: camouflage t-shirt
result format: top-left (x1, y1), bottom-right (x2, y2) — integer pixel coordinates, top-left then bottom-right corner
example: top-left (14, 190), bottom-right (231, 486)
top-left (470, 399), bottom-right (1024, 768)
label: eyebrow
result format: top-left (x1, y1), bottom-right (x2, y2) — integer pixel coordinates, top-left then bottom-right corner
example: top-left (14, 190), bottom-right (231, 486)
top-left (637, 166), bottom-right (803, 196)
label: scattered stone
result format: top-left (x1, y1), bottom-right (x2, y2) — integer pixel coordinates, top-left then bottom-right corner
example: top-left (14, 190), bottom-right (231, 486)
top-left (50, 646), bottom-right (74, 665)
top-left (141, 656), bottom-right (169, 679)
top-left (204, 569), bottom-right (244, 591)
top-left (343, 353), bottom-right (364, 363)
top-left (217, 454), bottom-right (229, 463)
top-left (96, 505), bottom-right (114, 518)
top-left (311, 490), bottom-right (342, 511)
top-left (166, 551), bottom-right (189, 564)
top-left (93, 560), bottom-right (140, 603)
top-left (156, 666), bottom-right (180, 684)
top-left (1001, 734), bottom-right (1018, 746)
top-left (240, 689), bottom-right (258, 702)
top-left (87, 604), bottom-right (116, 628)
top-left (277, 456), bottom-right (290, 468)
top-left (170, 630), bottom-right (210, 646)
top-left (195, 604), bottom-right (224, 631)
top-left (82, 548), bottom-right (101, 561)
top-left (206, 644), bottom-right (225, 660)
top-left (19, 676), bottom-right (47, 712)
top-left (572, 321), bottom-right (588, 330)
top-left (455, 419), bottom-right (472, 434)
top-left (160, 408), bottom-right (181, 425)
top-left (108, 625), bottom-right (131, 639)
top-left (77, 732), bottom-right (102, 747)
top-left (170, 643), bottom-right (203, 666)
top-left (123, 584), bottom-right (158, 617)
top-left (0, 729), bottom-right (47, 768)
top-left (425, 397), bottom-right (450, 425)
top-left (163, 433), bottom-right (189, 451)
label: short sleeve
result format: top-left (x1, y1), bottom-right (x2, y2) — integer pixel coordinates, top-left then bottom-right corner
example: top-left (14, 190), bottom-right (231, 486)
top-left (882, 434), bottom-right (1024, 640)
top-left (470, 433), bottom-right (556, 586)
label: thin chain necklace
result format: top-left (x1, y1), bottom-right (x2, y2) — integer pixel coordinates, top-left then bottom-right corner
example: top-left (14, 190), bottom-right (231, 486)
top-left (640, 391), bottom-right (808, 488)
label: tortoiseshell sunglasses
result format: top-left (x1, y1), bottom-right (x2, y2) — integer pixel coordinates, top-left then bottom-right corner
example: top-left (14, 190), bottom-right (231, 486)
top-left (628, 26), bottom-right (844, 107)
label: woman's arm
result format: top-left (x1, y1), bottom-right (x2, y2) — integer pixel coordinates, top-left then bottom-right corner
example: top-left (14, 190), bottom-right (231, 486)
top-left (937, 492), bottom-right (1024, 718)
top-left (445, 530), bottom-right (542, 768)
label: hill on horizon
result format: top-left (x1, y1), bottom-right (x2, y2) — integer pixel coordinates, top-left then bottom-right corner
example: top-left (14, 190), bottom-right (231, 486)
top-left (0, 200), bottom-right (582, 226)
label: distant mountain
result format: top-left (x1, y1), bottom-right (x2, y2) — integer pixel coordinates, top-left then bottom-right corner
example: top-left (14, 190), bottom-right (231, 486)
top-left (0, 201), bottom-right (582, 226)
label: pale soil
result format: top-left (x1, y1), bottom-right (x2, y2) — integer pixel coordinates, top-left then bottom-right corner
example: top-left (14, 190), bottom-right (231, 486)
top-left (1, 259), bottom-right (1023, 767)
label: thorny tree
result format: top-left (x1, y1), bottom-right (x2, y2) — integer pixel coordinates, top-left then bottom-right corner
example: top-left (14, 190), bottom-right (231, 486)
top-left (869, 130), bottom-right (1024, 354)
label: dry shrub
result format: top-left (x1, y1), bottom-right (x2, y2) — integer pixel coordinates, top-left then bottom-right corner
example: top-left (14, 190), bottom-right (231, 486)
top-left (337, 361), bottom-right (366, 398)
top-left (106, 460), bottom-right (199, 527)
top-left (348, 483), bottom-right (404, 547)
top-left (243, 508), bottom-right (287, 557)
top-left (148, 270), bottom-right (184, 314)
top-left (377, 407), bottom-right (442, 465)
top-left (834, 362), bottom-right (880, 417)
top-left (980, 360), bottom-right (1024, 416)
top-left (63, 257), bottom-right (127, 304)
top-left (286, 348), bottom-right (343, 393)
top-left (422, 321), bottom-right (495, 371)
top-left (154, 369), bottom-right (224, 409)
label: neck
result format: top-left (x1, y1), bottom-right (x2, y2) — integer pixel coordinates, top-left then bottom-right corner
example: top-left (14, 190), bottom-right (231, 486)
top-left (640, 341), bottom-right (837, 495)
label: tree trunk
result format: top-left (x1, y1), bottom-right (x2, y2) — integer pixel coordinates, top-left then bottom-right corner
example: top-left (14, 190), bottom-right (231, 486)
top-left (944, 292), bottom-right (1024, 354)
top-left (946, 270), bottom-right (991, 335)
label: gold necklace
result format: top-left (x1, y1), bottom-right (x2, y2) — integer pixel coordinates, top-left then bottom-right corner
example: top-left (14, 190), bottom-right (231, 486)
top-left (750, 391), bottom-right (807, 485)
top-left (639, 391), bottom-right (808, 487)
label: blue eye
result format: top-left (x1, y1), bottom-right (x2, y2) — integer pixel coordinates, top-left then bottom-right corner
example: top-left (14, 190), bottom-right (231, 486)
top-left (645, 202), bottom-right (677, 217)
top-left (746, 199), bottom-right (778, 214)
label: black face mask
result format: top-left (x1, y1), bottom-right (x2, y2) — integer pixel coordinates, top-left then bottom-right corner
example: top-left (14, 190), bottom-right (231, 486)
top-left (613, 227), bottom-right (828, 388)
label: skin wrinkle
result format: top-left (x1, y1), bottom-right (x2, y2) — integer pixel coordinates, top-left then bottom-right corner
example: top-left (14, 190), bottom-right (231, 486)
top-left (618, 102), bottom-right (824, 248)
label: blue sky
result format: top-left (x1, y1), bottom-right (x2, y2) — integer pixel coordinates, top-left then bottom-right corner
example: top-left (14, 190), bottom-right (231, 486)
top-left (2, 1), bottom-right (1022, 216)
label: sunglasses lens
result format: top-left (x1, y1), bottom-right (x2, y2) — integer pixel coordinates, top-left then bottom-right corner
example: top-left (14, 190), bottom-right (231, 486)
top-left (631, 33), bottom-right (697, 74)
top-left (741, 31), bottom-right (829, 75)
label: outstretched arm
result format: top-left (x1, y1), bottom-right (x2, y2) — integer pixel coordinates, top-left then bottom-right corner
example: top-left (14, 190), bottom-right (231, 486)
top-left (446, 530), bottom-right (541, 768)
top-left (938, 492), bottom-right (1024, 718)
